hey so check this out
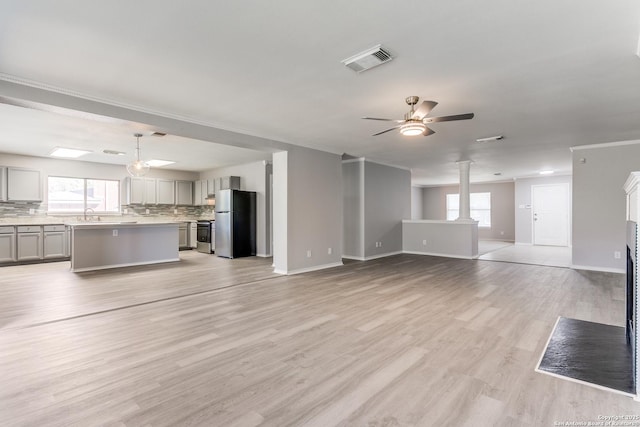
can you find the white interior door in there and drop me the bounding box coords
[532,183,570,246]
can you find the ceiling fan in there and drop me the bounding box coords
[363,96,474,136]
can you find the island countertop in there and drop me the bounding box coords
[69,222,180,272]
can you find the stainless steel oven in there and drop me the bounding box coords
[196,220,215,253]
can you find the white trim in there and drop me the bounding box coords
[256,252,272,258]
[571,264,625,274]
[570,139,640,152]
[515,242,533,246]
[535,317,636,399]
[403,250,478,260]
[343,250,404,261]
[512,172,572,180]
[70,258,180,273]
[274,261,344,276]
[402,219,479,225]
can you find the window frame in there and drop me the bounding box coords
[446,192,491,228]
[47,176,121,215]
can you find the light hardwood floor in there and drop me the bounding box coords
[1,251,639,426]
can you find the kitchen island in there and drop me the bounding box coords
[67,222,180,272]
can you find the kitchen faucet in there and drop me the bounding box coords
[84,207,95,221]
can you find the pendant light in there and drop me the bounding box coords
[126,133,150,177]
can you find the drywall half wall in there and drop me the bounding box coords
[514,175,572,245]
[342,159,411,260]
[421,181,515,241]
[273,147,343,274]
[200,160,271,257]
[572,140,640,272]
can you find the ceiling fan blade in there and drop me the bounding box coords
[411,101,438,119]
[423,126,435,136]
[423,113,475,123]
[362,117,404,122]
[372,126,401,136]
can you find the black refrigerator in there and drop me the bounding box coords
[214,189,256,258]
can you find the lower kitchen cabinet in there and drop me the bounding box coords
[43,225,67,259]
[17,226,43,261]
[0,226,16,263]
[178,222,189,249]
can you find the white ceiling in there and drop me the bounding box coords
[0,1,639,184]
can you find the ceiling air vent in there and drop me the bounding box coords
[341,44,393,73]
[151,131,167,137]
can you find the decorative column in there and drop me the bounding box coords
[456,160,473,222]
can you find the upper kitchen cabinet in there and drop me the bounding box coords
[7,167,42,202]
[156,179,176,205]
[175,181,193,205]
[219,176,241,191]
[0,167,6,202]
[125,177,157,205]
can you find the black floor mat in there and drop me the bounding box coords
[537,317,635,395]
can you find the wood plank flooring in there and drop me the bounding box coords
[1,251,639,426]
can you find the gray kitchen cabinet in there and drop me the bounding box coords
[0,226,16,262]
[7,167,42,202]
[194,180,203,205]
[219,176,241,191]
[178,222,189,249]
[157,179,176,205]
[17,226,43,261]
[0,167,7,202]
[176,181,193,205]
[126,177,157,205]
[189,222,197,248]
[43,225,67,259]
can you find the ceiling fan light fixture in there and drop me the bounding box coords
[400,122,426,136]
[126,133,150,177]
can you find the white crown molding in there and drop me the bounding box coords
[570,139,640,151]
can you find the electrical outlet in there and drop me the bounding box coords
[500,231,505,236]
[174,209,178,214]
[145,209,150,215]
[29,208,35,215]
[614,251,621,259]
[112,229,118,237]
[422,239,427,246]
[307,250,312,258]
[123,208,128,214]
[328,247,332,255]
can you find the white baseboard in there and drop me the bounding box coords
[515,242,533,246]
[71,257,180,273]
[342,251,403,261]
[274,261,344,275]
[403,250,477,260]
[256,252,272,258]
[571,264,625,274]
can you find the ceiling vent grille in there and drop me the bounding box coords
[341,44,393,73]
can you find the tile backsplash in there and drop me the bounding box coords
[0,201,213,222]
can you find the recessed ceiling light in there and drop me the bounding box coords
[50,147,92,158]
[539,170,554,175]
[146,159,175,167]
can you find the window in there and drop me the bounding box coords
[446,192,491,227]
[48,176,120,213]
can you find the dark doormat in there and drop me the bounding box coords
[536,317,635,396]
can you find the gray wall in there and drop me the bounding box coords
[342,159,411,260]
[572,141,640,272]
[200,160,271,256]
[364,161,410,258]
[514,175,572,244]
[273,147,343,274]
[411,186,423,220]
[421,182,515,241]
[342,160,364,259]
